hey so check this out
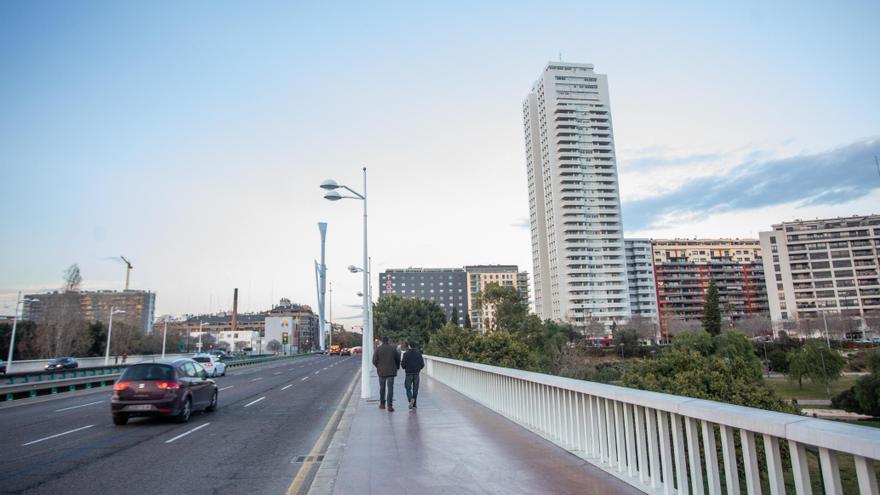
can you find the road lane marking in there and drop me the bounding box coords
[273,372,282,375]
[251,377,263,382]
[244,397,266,408]
[23,424,95,446]
[165,423,210,444]
[301,377,308,381]
[281,384,293,391]
[314,371,320,375]
[286,370,360,495]
[219,385,234,391]
[54,401,103,412]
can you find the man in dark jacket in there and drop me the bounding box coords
[401,342,425,409]
[372,336,400,411]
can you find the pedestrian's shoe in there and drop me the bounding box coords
[379,403,385,410]
[413,400,417,408]
[388,404,395,412]
[408,399,415,409]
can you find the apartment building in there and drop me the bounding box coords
[624,239,658,319]
[23,290,156,332]
[759,215,880,325]
[464,265,530,332]
[379,268,468,323]
[523,62,629,325]
[652,239,769,329]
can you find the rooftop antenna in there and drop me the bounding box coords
[120,256,133,290]
[558,51,563,62]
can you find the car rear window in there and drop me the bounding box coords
[120,364,175,381]
[193,357,211,363]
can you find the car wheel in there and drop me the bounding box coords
[113,414,129,426]
[205,390,218,412]
[176,397,192,423]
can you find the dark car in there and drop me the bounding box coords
[44,357,78,371]
[111,358,218,425]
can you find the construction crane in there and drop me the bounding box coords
[121,256,133,291]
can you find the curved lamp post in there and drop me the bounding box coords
[6,293,39,374]
[321,168,374,399]
[104,307,126,366]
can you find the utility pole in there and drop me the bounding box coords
[328,281,333,349]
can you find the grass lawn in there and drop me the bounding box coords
[764,375,859,400]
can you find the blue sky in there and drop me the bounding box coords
[1,1,879,317]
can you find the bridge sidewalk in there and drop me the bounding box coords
[310,373,641,495]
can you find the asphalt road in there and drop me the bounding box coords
[0,354,359,495]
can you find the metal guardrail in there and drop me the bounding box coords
[425,355,880,495]
[0,353,316,402]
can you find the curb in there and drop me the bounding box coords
[306,375,361,495]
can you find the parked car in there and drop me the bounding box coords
[111,358,217,425]
[0,359,6,374]
[45,357,78,371]
[193,354,227,377]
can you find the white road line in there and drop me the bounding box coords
[244,397,266,408]
[314,371,320,375]
[54,401,103,413]
[273,372,282,375]
[219,385,234,391]
[301,377,308,381]
[22,424,94,446]
[251,377,263,382]
[165,423,211,444]
[281,384,293,391]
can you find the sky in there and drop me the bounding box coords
[1,0,879,319]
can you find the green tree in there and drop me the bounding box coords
[450,307,459,326]
[478,283,528,333]
[702,279,722,336]
[424,323,477,360]
[612,328,640,358]
[787,340,845,395]
[373,295,446,348]
[833,374,880,417]
[620,330,795,413]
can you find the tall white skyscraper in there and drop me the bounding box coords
[523,62,630,326]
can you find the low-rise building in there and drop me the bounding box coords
[464,265,530,333]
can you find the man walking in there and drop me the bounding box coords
[401,342,424,409]
[372,336,400,411]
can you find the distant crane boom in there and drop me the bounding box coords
[120,256,133,291]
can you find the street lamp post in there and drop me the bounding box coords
[161,320,168,358]
[6,293,38,374]
[321,168,374,399]
[104,307,126,366]
[197,321,206,353]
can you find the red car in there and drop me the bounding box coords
[111,358,218,425]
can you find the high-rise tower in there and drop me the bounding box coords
[523,62,630,326]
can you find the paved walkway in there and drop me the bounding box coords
[316,374,641,495]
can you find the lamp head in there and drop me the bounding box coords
[320,179,340,190]
[357,291,364,297]
[323,190,343,201]
[347,265,360,273]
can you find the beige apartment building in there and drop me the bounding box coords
[465,265,529,333]
[759,215,880,329]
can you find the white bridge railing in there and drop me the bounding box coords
[425,355,880,495]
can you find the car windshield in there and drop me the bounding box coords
[49,359,61,364]
[193,357,211,363]
[120,364,175,381]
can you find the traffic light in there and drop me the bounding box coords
[282,331,289,345]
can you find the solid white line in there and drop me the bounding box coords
[54,401,103,413]
[301,377,308,381]
[22,424,94,446]
[244,396,266,408]
[219,385,234,391]
[273,372,282,375]
[251,377,263,382]
[165,423,210,444]
[281,384,293,391]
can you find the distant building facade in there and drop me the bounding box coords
[624,239,658,319]
[23,290,156,332]
[379,268,468,323]
[652,239,769,332]
[759,215,880,325]
[464,265,530,332]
